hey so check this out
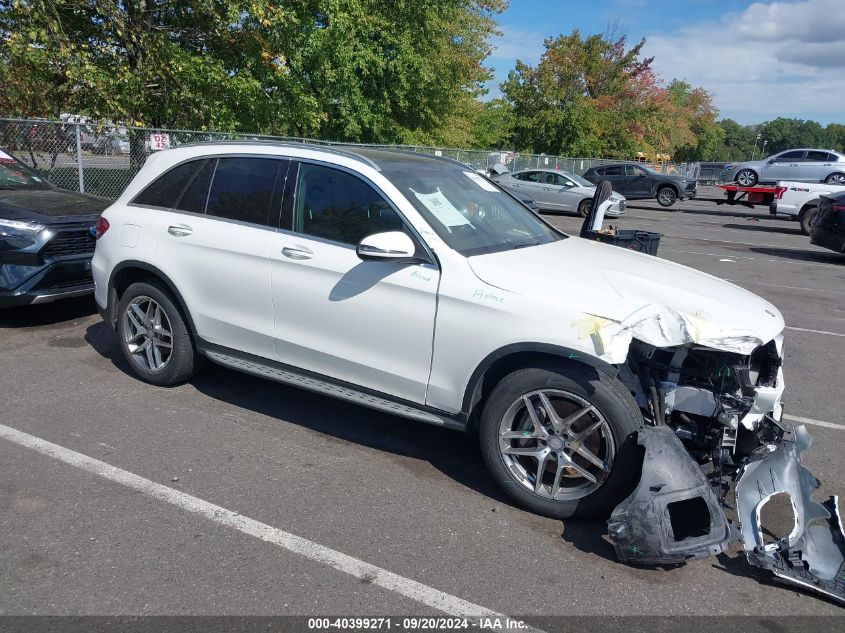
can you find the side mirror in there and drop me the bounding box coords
[356,231,417,262]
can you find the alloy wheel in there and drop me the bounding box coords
[826,173,845,185]
[122,295,174,372]
[498,389,615,501]
[737,170,756,186]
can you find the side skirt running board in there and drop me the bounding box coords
[204,350,466,431]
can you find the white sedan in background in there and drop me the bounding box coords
[491,167,626,217]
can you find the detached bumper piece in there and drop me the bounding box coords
[736,425,845,604]
[607,425,738,565]
[608,423,845,605]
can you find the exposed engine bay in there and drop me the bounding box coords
[607,335,845,604]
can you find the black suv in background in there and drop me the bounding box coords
[582,163,696,207]
[811,190,845,254]
[0,149,110,307]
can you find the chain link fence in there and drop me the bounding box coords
[0,117,701,200]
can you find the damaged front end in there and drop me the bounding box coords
[607,335,845,604]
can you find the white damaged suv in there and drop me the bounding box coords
[92,143,844,600]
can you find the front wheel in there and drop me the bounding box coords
[736,169,758,187]
[799,205,819,236]
[578,199,593,217]
[656,186,677,207]
[479,363,642,519]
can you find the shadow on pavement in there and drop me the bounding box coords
[723,222,804,236]
[750,246,845,264]
[627,203,769,220]
[0,296,96,330]
[559,519,618,562]
[83,320,518,511]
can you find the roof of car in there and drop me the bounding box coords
[175,140,467,172]
[512,168,574,173]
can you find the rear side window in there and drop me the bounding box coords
[131,161,202,207]
[205,158,281,226]
[293,163,404,245]
[806,151,836,162]
[604,166,623,176]
[175,159,215,214]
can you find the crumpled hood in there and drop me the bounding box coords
[0,189,109,224]
[468,237,784,362]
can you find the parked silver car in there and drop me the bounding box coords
[721,148,845,186]
[491,168,626,216]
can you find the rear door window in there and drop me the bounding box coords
[205,157,282,226]
[131,161,203,208]
[604,166,623,176]
[175,159,215,214]
[806,151,834,162]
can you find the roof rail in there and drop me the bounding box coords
[173,140,382,170]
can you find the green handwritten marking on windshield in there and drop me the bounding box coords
[568,353,579,359]
[627,545,645,556]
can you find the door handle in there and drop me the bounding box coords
[282,246,314,260]
[167,224,193,237]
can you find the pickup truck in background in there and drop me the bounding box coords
[771,180,845,235]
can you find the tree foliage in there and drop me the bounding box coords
[0,0,504,144]
[499,28,722,160]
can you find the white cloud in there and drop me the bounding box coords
[736,0,845,43]
[643,0,845,123]
[488,26,546,62]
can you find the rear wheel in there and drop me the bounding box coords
[825,173,845,185]
[799,205,819,236]
[479,362,642,519]
[578,199,593,217]
[736,169,758,187]
[656,186,677,207]
[116,280,200,386]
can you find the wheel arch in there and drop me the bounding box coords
[105,261,197,338]
[799,199,820,217]
[656,182,679,196]
[461,343,618,428]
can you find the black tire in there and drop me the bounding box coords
[799,205,819,236]
[479,362,643,519]
[656,186,677,207]
[116,280,200,386]
[578,199,593,217]
[736,169,758,187]
[824,173,845,186]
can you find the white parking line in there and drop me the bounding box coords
[783,414,845,431]
[0,423,516,621]
[785,326,845,338]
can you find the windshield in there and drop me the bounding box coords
[386,168,563,256]
[562,171,594,187]
[0,151,52,191]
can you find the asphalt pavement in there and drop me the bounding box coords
[1,188,844,620]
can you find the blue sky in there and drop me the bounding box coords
[486,0,845,125]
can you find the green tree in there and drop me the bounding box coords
[500,28,718,160]
[822,123,845,153]
[758,118,824,155]
[0,0,504,143]
[501,29,652,156]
